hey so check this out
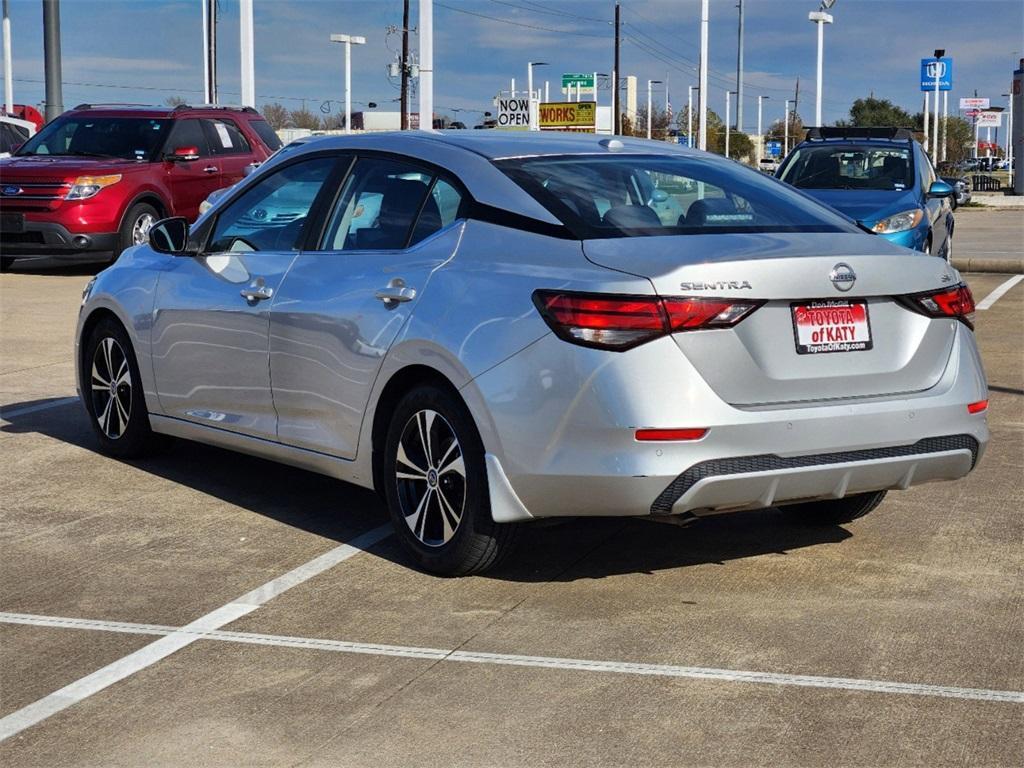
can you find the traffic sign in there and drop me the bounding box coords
[960,97,989,110]
[496,96,530,130]
[766,140,782,158]
[562,73,594,90]
[920,57,953,91]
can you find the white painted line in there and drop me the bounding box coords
[977,274,1024,310]
[2,611,1021,705]
[0,524,392,742]
[0,396,79,420]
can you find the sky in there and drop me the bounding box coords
[5,0,1023,130]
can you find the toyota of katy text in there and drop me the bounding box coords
[0,104,282,270]
[75,132,989,575]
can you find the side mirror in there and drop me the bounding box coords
[168,146,200,162]
[928,180,955,199]
[148,217,190,255]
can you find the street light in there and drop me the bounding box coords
[757,95,770,154]
[932,48,945,158]
[527,61,548,131]
[647,79,662,139]
[725,90,737,157]
[1002,92,1014,170]
[808,7,834,126]
[688,85,699,148]
[784,98,791,154]
[330,33,366,134]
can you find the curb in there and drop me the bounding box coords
[952,258,1024,274]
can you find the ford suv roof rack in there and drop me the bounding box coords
[72,103,153,110]
[171,104,259,114]
[805,126,915,142]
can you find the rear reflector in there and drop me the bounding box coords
[534,290,762,351]
[902,283,976,329]
[635,428,708,441]
[967,399,988,414]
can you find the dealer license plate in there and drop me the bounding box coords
[791,299,872,355]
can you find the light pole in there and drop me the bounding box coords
[784,98,791,154]
[1002,92,1013,170]
[808,2,835,127]
[932,48,944,159]
[527,62,548,131]
[698,0,709,150]
[419,0,433,129]
[757,95,770,156]
[240,0,255,108]
[330,33,366,134]
[2,0,13,114]
[725,90,736,157]
[688,85,698,147]
[647,79,662,139]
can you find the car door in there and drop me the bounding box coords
[161,118,222,221]
[151,154,342,441]
[919,147,949,254]
[203,117,256,188]
[269,155,466,459]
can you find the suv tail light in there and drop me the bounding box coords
[533,290,762,351]
[901,283,976,329]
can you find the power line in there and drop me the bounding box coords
[485,0,609,24]
[434,1,607,37]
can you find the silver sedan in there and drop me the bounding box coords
[76,132,989,575]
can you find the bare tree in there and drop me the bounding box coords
[289,107,322,131]
[164,96,188,107]
[261,103,290,130]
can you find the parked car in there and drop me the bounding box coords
[776,127,956,259]
[0,103,282,270]
[758,157,779,174]
[76,132,988,575]
[940,175,971,208]
[0,113,35,157]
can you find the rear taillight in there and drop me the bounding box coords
[533,290,761,351]
[902,283,976,328]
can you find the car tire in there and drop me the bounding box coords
[81,316,162,458]
[117,203,159,258]
[383,383,519,576]
[0,256,15,272]
[783,490,887,526]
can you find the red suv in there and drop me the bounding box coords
[0,103,282,269]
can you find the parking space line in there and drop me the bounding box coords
[977,275,1024,310]
[0,524,392,743]
[2,611,1021,705]
[0,397,79,420]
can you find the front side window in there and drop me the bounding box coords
[779,145,915,191]
[207,156,336,253]
[16,116,170,161]
[322,157,436,251]
[164,119,210,157]
[497,154,857,239]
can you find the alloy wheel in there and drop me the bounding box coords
[394,409,466,547]
[132,213,156,245]
[90,337,132,439]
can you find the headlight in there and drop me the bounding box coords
[871,208,924,234]
[66,175,122,200]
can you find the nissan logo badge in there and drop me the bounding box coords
[829,263,856,292]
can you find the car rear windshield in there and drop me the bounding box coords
[494,154,857,239]
[250,120,283,151]
[16,116,170,161]
[779,145,915,191]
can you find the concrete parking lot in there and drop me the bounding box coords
[1,212,1022,767]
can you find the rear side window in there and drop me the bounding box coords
[322,157,438,251]
[250,120,283,151]
[409,178,464,246]
[165,119,210,157]
[496,154,857,239]
[203,119,251,156]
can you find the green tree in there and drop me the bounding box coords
[624,105,672,140]
[673,105,725,150]
[941,116,974,164]
[847,97,913,127]
[766,111,804,152]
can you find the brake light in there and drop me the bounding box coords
[967,399,988,414]
[903,283,976,328]
[533,291,761,351]
[635,428,708,441]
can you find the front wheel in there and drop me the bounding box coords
[783,490,887,526]
[383,384,518,576]
[117,203,159,258]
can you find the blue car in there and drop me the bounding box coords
[777,127,956,259]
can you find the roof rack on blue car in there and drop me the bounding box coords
[805,126,915,141]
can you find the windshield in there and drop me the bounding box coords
[16,116,170,161]
[779,145,914,191]
[494,154,857,239]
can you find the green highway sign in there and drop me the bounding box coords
[562,73,594,89]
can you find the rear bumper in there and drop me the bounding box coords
[0,220,118,257]
[469,324,988,522]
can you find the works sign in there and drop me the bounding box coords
[539,102,596,131]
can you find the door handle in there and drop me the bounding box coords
[375,277,416,306]
[240,284,273,303]
[203,166,219,174]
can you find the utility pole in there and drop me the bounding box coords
[2,0,13,114]
[400,0,409,130]
[42,0,62,121]
[239,0,254,108]
[419,0,433,129]
[613,1,620,135]
[735,0,744,132]
[698,0,709,150]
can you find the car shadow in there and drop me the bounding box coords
[3,258,108,276]
[2,397,852,582]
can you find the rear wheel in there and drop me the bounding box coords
[117,203,159,258]
[0,256,15,272]
[382,384,518,575]
[81,316,162,458]
[783,490,887,526]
